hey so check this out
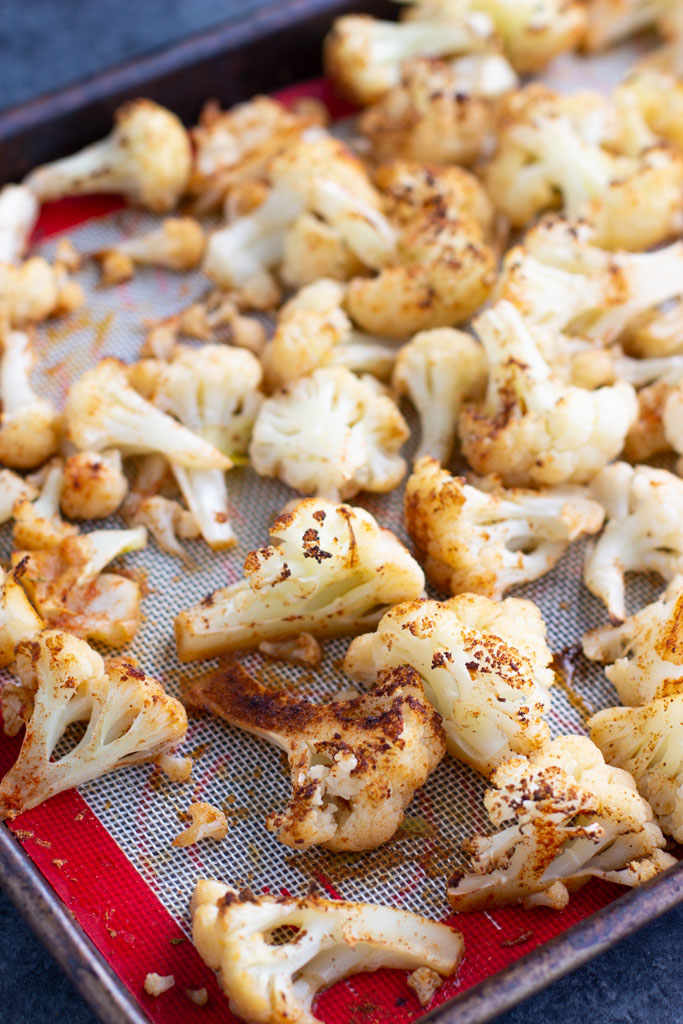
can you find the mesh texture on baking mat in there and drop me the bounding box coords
[0,36,669,1023]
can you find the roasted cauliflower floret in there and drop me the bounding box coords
[185,662,445,851]
[0,185,38,265]
[447,735,675,911]
[583,577,683,706]
[590,695,683,844]
[12,461,77,550]
[465,0,586,72]
[0,329,60,470]
[0,561,43,674]
[64,358,231,470]
[584,462,683,622]
[459,302,637,487]
[60,450,128,520]
[188,94,327,212]
[191,880,464,1024]
[392,329,486,464]
[584,0,668,52]
[262,279,396,389]
[0,257,84,327]
[25,99,192,212]
[249,367,408,501]
[405,458,604,599]
[323,10,496,105]
[346,161,496,338]
[0,468,36,525]
[174,498,424,662]
[344,594,554,776]
[172,801,229,847]
[358,56,516,166]
[616,71,683,153]
[0,631,188,819]
[95,217,205,285]
[482,85,683,250]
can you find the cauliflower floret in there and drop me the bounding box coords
[191,879,464,1024]
[203,134,396,304]
[250,367,408,501]
[465,0,586,72]
[280,212,365,288]
[0,257,84,327]
[95,217,205,285]
[172,801,229,847]
[174,498,424,662]
[626,299,683,359]
[583,577,683,706]
[0,561,43,673]
[590,695,683,843]
[346,161,496,337]
[392,328,486,464]
[0,185,38,265]
[405,458,604,599]
[126,494,200,562]
[12,461,77,550]
[584,0,668,52]
[146,344,262,549]
[447,735,675,911]
[344,594,554,776]
[482,85,683,250]
[323,10,496,105]
[25,99,191,212]
[584,462,683,622]
[0,468,36,524]
[0,631,188,819]
[661,382,683,461]
[0,329,60,470]
[60,450,128,520]
[188,94,327,211]
[262,279,396,389]
[496,218,683,347]
[459,302,637,487]
[13,525,148,646]
[65,358,231,470]
[616,71,683,153]
[358,56,516,166]
[144,974,175,997]
[142,291,267,359]
[185,662,445,851]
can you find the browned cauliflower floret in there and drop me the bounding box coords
[459,302,637,486]
[172,801,229,847]
[0,329,60,470]
[0,257,84,328]
[447,735,675,911]
[95,217,205,285]
[25,99,191,212]
[0,562,43,674]
[344,594,554,776]
[249,367,408,501]
[584,0,669,52]
[60,450,128,520]
[405,457,604,599]
[0,630,189,819]
[185,662,445,851]
[346,161,496,338]
[174,498,424,662]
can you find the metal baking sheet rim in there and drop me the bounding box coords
[1,2,683,1022]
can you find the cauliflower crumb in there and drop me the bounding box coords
[185,987,208,1006]
[144,973,175,996]
[407,966,443,1007]
[172,802,228,847]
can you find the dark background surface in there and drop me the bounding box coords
[1,2,682,1022]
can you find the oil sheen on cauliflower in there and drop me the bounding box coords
[191,880,464,1024]
[447,735,675,910]
[185,662,445,851]
[174,497,425,662]
[344,594,554,776]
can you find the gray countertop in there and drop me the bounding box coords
[1,2,682,1022]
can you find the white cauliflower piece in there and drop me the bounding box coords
[459,302,637,486]
[615,70,683,153]
[0,329,60,470]
[626,298,683,359]
[496,218,683,347]
[584,462,683,622]
[191,880,464,1024]
[583,576,683,705]
[358,55,516,166]
[0,468,36,524]
[323,10,496,105]
[405,457,604,599]
[0,631,188,819]
[590,695,683,843]
[392,328,486,464]
[174,498,424,662]
[661,383,683,459]
[584,0,668,51]
[0,185,38,264]
[0,561,43,673]
[172,801,229,847]
[343,594,554,776]
[346,161,496,338]
[262,279,396,389]
[250,367,408,501]
[464,0,586,72]
[60,450,128,520]
[0,257,84,327]
[144,974,175,997]
[65,358,231,470]
[185,662,445,851]
[448,735,675,910]
[25,99,191,212]
[280,212,364,289]
[126,494,200,562]
[96,217,205,285]
[12,461,77,550]
[482,84,683,249]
